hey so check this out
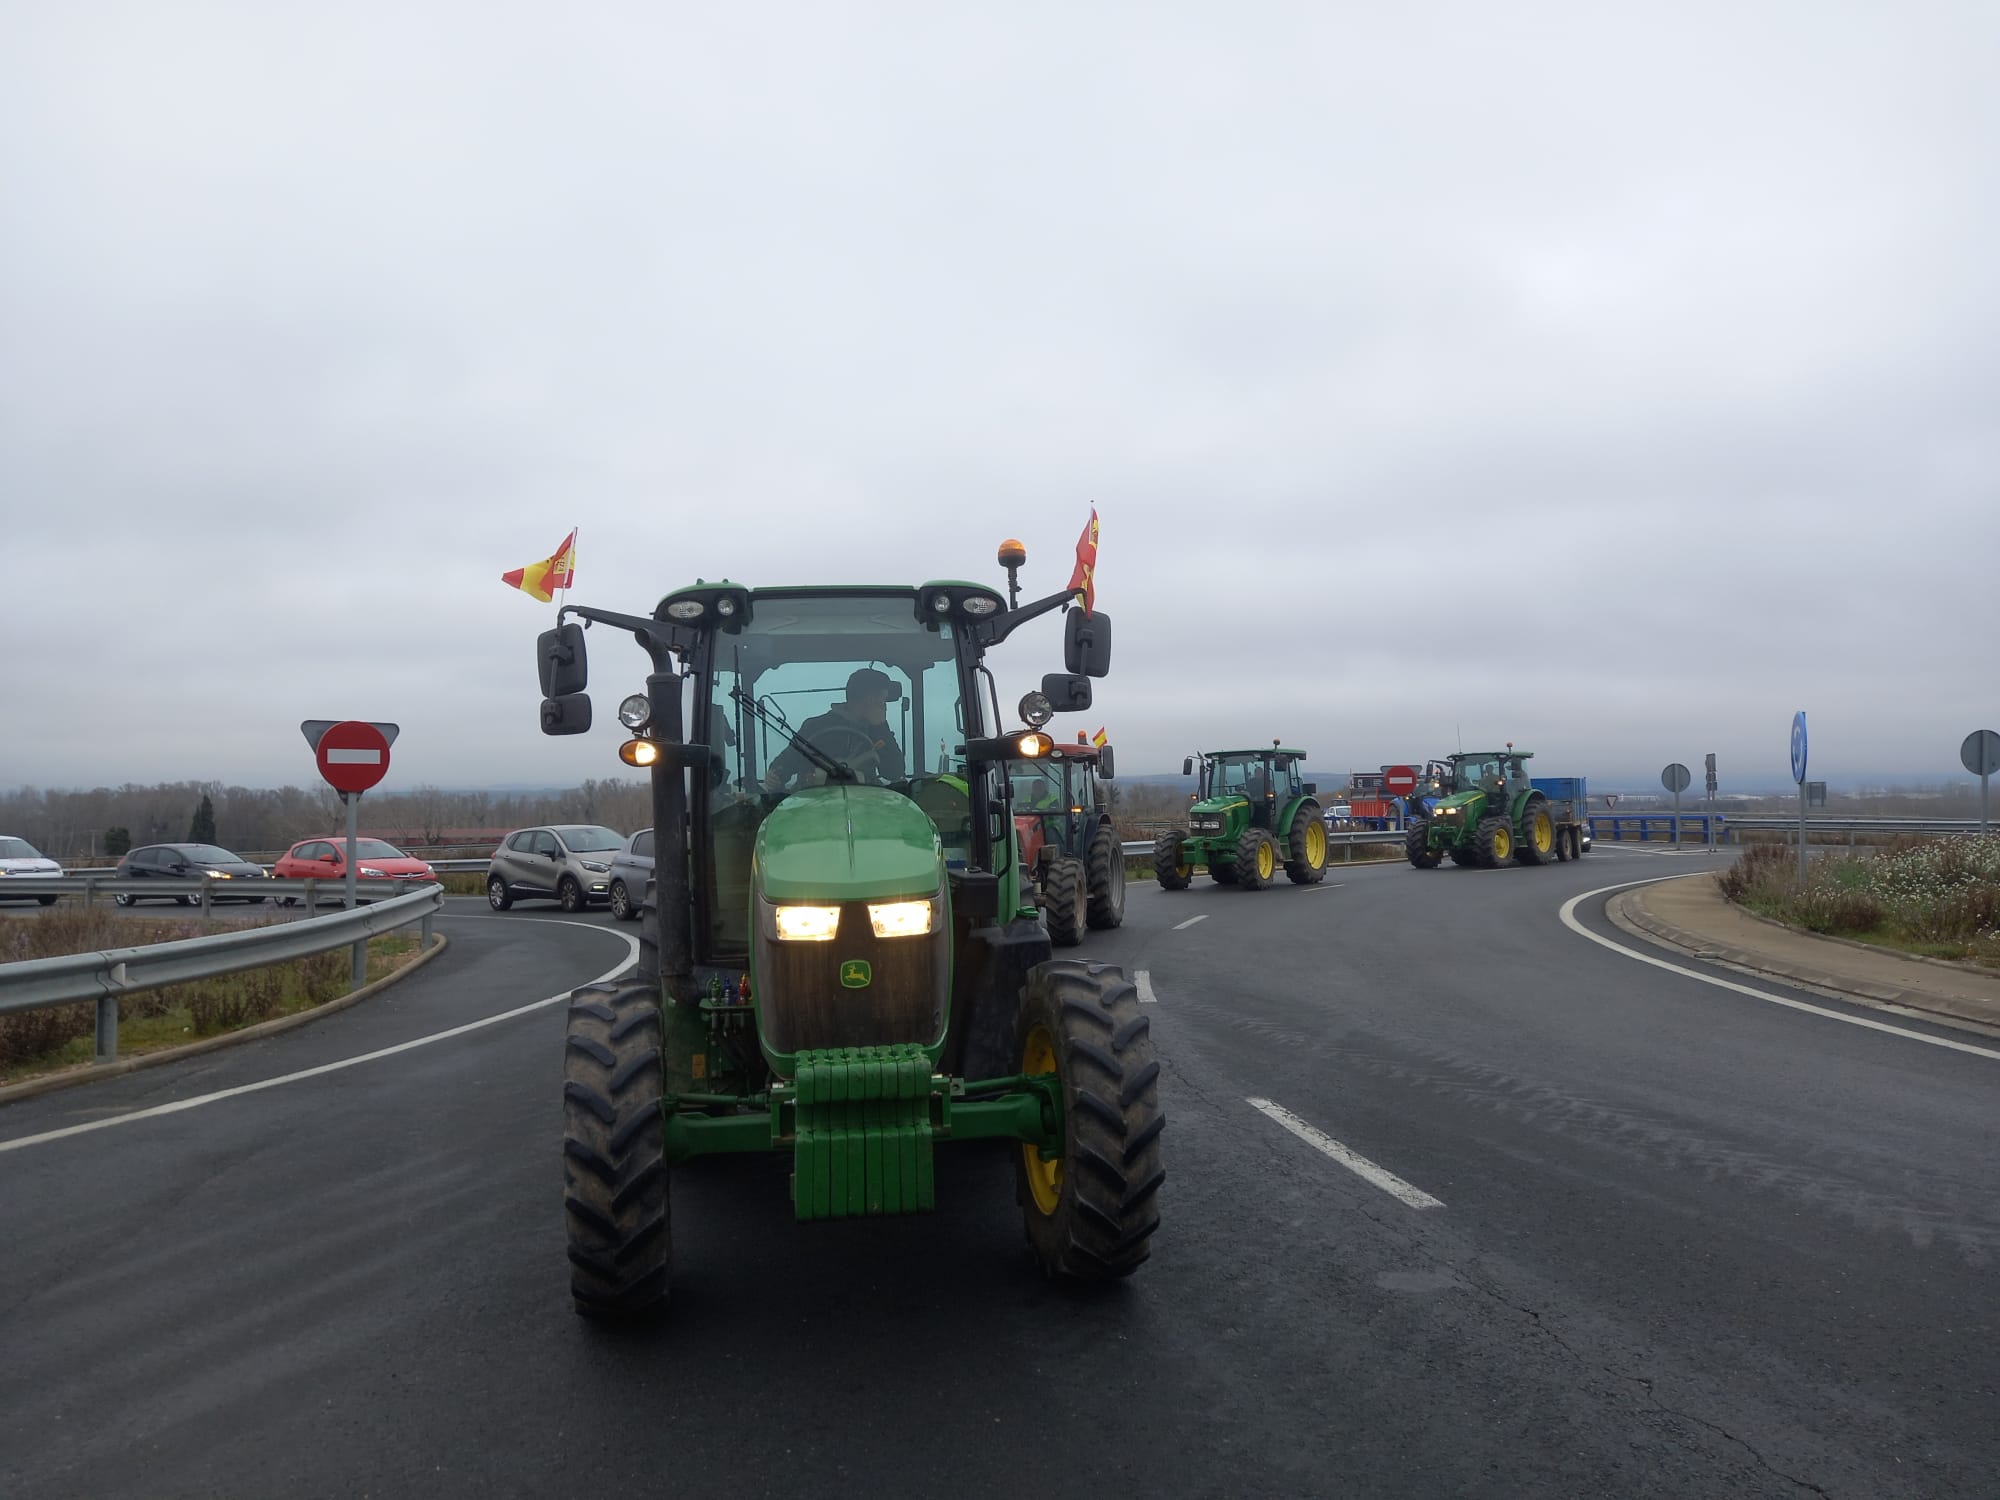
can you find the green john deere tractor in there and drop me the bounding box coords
[1153,744,1329,891]
[1405,748,1558,869]
[533,550,1163,1321]
[1009,739,1125,947]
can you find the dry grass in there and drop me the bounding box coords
[0,908,424,1081]
[1718,838,2000,967]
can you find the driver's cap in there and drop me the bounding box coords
[845,667,897,701]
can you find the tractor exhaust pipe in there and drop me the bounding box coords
[646,666,693,993]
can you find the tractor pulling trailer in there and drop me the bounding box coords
[533,546,1163,1320]
[1404,749,1590,868]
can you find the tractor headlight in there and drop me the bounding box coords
[773,904,842,942]
[867,896,937,939]
[617,694,653,730]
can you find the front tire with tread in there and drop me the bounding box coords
[1285,806,1328,884]
[1014,960,1165,1280]
[1406,821,1443,869]
[1085,826,1126,929]
[563,982,671,1320]
[1153,832,1192,891]
[1235,827,1277,890]
[1042,857,1087,947]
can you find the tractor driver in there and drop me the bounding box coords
[762,667,906,791]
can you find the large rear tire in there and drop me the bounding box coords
[1085,826,1126,929]
[1515,797,1555,865]
[1014,961,1164,1280]
[1235,828,1277,890]
[1043,856,1087,948]
[563,982,671,1321]
[1473,815,1513,868]
[1153,833,1192,891]
[1406,821,1443,869]
[1285,807,1329,884]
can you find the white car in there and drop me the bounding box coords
[0,835,64,906]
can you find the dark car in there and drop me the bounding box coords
[114,843,269,905]
[606,828,655,922]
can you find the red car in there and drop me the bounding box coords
[272,837,435,904]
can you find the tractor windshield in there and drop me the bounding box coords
[696,593,980,961]
[1452,756,1504,792]
[1209,756,1263,799]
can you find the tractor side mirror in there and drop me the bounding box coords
[1303,782,1317,795]
[1039,673,1092,712]
[540,693,593,735]
[1063,608,1112,678]
[538,623,588,697]
[1096,747,1115,780]
[1182,756,1194,777]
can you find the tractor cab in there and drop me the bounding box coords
[1447,749,1534,800]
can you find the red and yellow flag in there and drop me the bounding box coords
[501,529,577,604]
[1092,727,1108,748]
[1066,507,1099,615]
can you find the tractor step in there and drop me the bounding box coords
[789,1044,938,1221]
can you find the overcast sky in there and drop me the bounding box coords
[4,2,1995,795]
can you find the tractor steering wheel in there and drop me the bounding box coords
[801,723,887,783]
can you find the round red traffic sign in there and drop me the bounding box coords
[316,720,392,794]
[1382,764,1419,796]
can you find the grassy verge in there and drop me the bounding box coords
[0,909,427,1084]
[1718,838,2000,969]
[438,872,488,897]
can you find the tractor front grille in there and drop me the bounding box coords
[755,902,948,1061]
[1188,813,1226,835]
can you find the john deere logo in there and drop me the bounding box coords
[839,960,873,989]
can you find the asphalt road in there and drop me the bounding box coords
[2,857,1995,1499]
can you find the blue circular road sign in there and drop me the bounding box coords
[1790,711,1808,785]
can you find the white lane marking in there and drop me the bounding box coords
[1173,914,1209,931]
[0,923,641,1155]
[1308,883,1345,891]
[1560,878,2000,1063]
[1247,1097,1444,1210]
[1135,970,1158,1004]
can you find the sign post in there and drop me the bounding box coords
[302,719,398,989]
[1962,730,2000,836]
[1790,711,1809,885]
[1661,763,1691,849]
[1704,753,1718,849]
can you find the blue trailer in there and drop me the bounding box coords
[1530,776,1593,853]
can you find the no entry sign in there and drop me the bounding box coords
[1382,765,1419,796]
[313,720,392,794]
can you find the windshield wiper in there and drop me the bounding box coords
[728,686,854,783]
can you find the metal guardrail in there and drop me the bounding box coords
[0,874,444,911]
[0,883,444,1065]
[1588,813,1995,845]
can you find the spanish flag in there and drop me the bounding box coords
[1092,727,1109,748]
[501,530,577,603]
[1066,507,1099,615]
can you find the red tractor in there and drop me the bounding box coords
[1010,741,1125,946]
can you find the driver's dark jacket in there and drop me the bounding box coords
[769,706,904,785]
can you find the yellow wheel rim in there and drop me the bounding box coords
[1532,812,1553,853]
[1256,841,1275,879]
[1020,1024,1062,1216]
[1176,862,1190,879]
[1304,820,1327,866]
[1492,826,1512,861]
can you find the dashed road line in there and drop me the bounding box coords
[1246,1097,1445,1210]
[1135,969,1158,1004]
[0,923,641,1155]
[1173,914,1209,931]
[1559,878,2000,1063]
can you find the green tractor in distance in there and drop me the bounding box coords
[1405,747,1557,869]
[1153,744,1330,890]
[533,550,1164,1322]
[1009,738,1125,946]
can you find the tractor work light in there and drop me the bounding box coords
[1018,691,1055,728]
[715,596,738,617]
[1016,732,1053,758]
[664,598,705,620]
[960,594,999,616]
[774,904,841,942]
[867,897,937,939]
[930,592,953,614]
[620,738,662,767]
[617,694,653,730]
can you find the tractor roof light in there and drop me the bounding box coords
[930,591,953,614]
[960,593,999,616]
[998,538,1027,570]
[620,738,662,768]
[1018,691,1055,728]
[715,596,739,617]
[664,598,705,620]
[1016,732,1052,758]
[617,694,653,731]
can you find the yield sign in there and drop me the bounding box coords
[313,720,393,794]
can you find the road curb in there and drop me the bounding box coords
[1607,884,2000,1034]
[0,932,450,1107]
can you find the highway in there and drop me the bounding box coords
[2,852,1995,1498]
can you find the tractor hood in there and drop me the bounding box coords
[1433,790,1486,817]
[1190,795,1249,817]
[754,784,943,902]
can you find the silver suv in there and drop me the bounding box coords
[487,824,626,912]
[606,828,655,922]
